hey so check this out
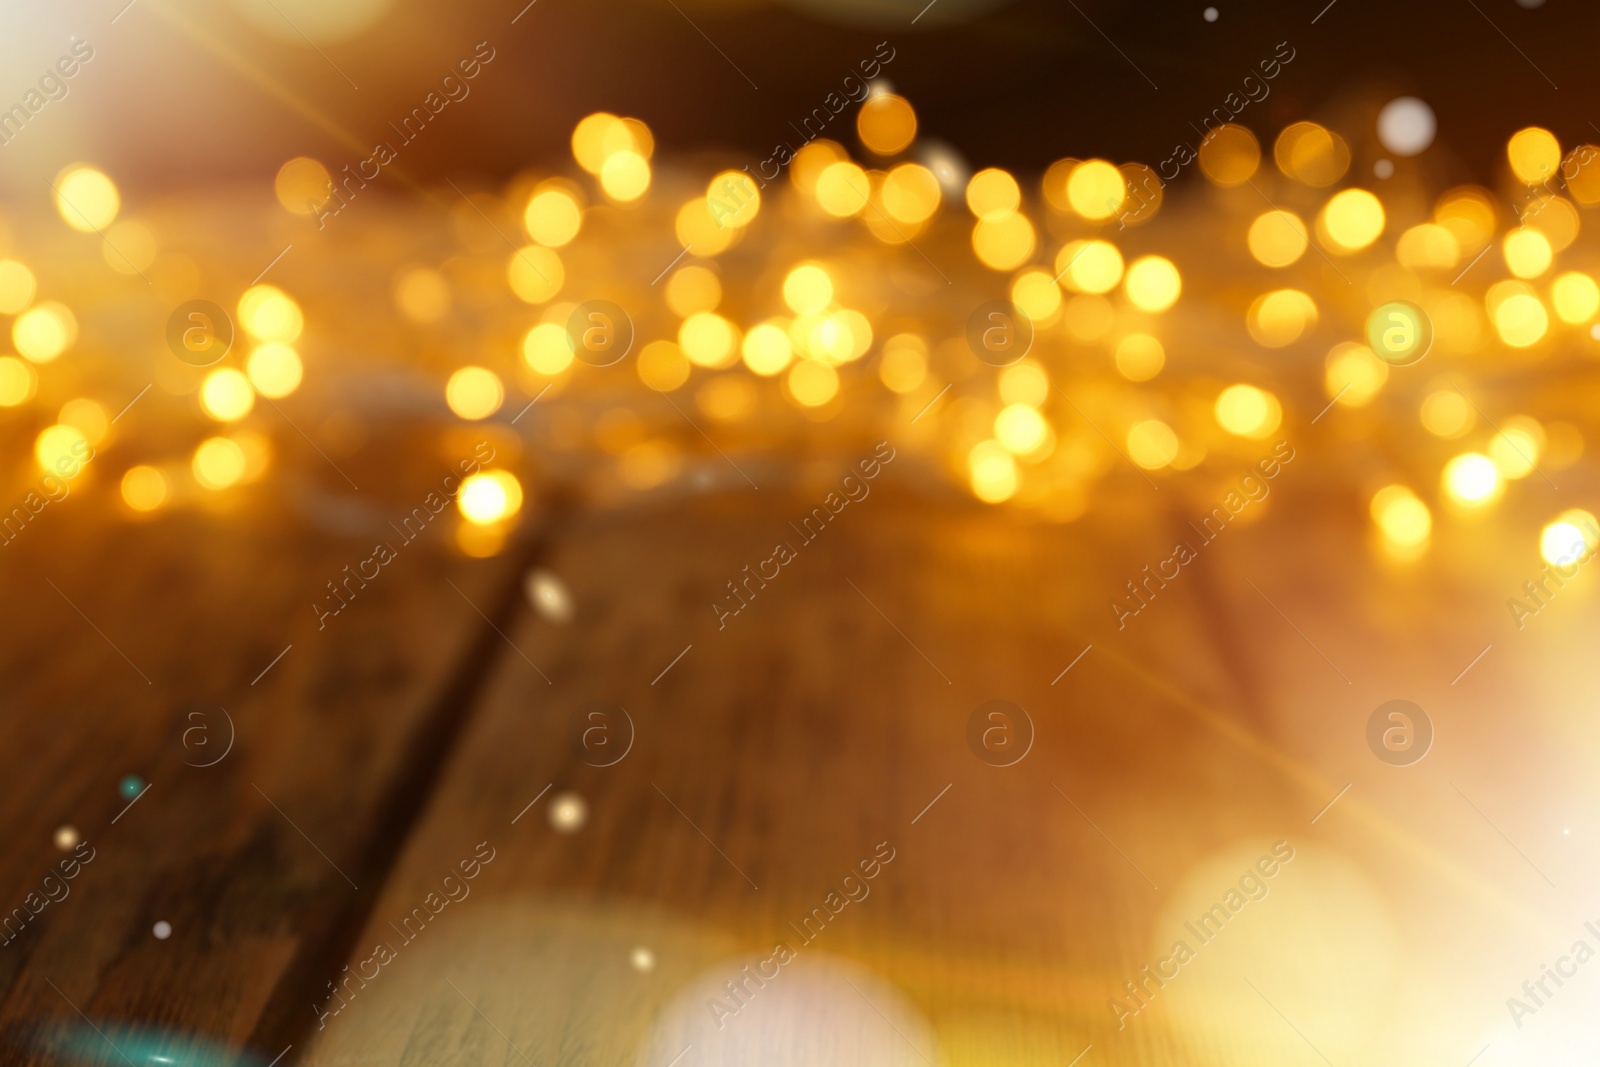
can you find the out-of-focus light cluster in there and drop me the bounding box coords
[9,95,1597,575]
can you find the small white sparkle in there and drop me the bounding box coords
[1203,6,1218,20]
[153,921,172,940]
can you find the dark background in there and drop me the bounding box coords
[2,0,1595,192]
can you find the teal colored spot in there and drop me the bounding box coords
[43,1021,269,1066]
[119,775,145,799]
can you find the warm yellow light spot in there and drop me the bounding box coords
[787,359,839,407]
[1114,334,1164,381]
[59,398,108,444]
[972,213,1035,271]
[1115,162,1163,226]
[615,440,679,491]
[881,163,941,224]
[1214,384,1282,438]
[0,356,36,406]
[458,470,523,524]
[599,151,650,202]
[1066,159,1125,220]
[572,113,632,174]
[637,340,691,391]
[1420,389,1474,438]
[1542,510,1598,564]
[445,366,504,420]
[816,162,870,217]
[1247,289,1317,347]
[1503,229,1552,279]
[857,93,917,156]
[193,436,246,490]
[665,265,721,317]
[456,521,507,558]
[1010,269,1062,319]
[999,361,1049,407]
[1274,122,1350,186]
[1127,419,1179,470]
[1197,125,1260,186]
[1394,224,1460,271]
[200,367,255,422]
[620,117,653,160]
[879,335,927,394]
[790,140,846,196]
[968,440,1018,503]
[994,403,1049,456]
[14,302,77,362]
[1434,187,1498,250]
[1041,158,1079,212]
[1508,127,1560,185]
[788,314,821,355]
[275,157,331,216]
[35,424,89,472]
[0,260,36,314]
[506,245,564,304]
[246,343,303,398]
[516,321,569,375]
[1057,240,1123,294]
[1318,188,1385,252]
[741,321,793,376]
[806,313,856,364]
[707,170,760,229]
[1443,452,1502,507]
[1124,256,1180,312]
[237,285,303,343]
[394,267,451,323]
[54,165,119,232]
[966,168,1021,220]
[675,197,735,256]
[1551,272,1599,323]
[696,375,756,422]
[783,264,834,314]
[120,466,168,512]
[102,220,157,275]
[1247,210,1309,268]
[833,309,872,361]
[1371,485,1431,546]
[1324,342,1388,407]
[1489,415,1543,479]
[523,188,582,247]
[1523,195,1579,252]
[679,312,738,368]
[1493,292,1549,347]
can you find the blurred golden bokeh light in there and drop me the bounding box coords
[445,366,505,420]
[857,93,917,156]
[120,465,168,512]
[53,165,119,232]
[1371,484,1431,546]
[458,470,524,524]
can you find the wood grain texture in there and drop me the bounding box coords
[0,453,530,1066]
[299,481,1317,1067]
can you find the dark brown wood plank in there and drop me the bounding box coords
[0,441,529,1067]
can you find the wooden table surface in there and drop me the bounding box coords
[2,436,1595,1067]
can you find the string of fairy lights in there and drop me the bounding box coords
[2,88,1597,567]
